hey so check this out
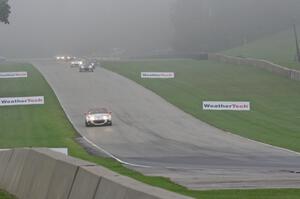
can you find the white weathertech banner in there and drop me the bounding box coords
[0,72,28,78]
[203,101,250,111]
[49,148,68,155]
[0,96,44,106]
[141,72,175,79]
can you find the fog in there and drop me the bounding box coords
[0,0,174,58]
[172,0,300,52]
[1,0,300,58]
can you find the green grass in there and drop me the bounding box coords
[224,28,300,70]
[0,190,15,199]
[0,63,76,148]
[103,59,300,153]
[1,62,300,199]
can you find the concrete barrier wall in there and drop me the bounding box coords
[86,166,190,199]
[2,149,30,194]
[68,167,101,199]
[291,69,300,81]
[0,149,191,199]
[208,53,300,81]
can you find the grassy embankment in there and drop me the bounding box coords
[1,62,300,199]
[103,59,300,152]
[0,190,15,199]
[224,28,300,70]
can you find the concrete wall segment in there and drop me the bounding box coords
[27,150,58,199]
[95,177,127,199]
[68,167,101,199]
[15,149,42,199]
[45,160,79,199]
[32,148,96,166]
[0,148,192,199]
[86,166,192,199]
[208,53,300,81]
[2,149,30,194]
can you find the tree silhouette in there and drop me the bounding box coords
[0,0,10,24]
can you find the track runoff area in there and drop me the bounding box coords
[31,59,300,190]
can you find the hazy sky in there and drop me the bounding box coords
[0,0,174,58]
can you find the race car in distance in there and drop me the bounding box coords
[56,55,76,61]
[79,62,94,72]
[84,108,112,127]
[55,56,65,60]
[70,60,83,67]
[89,59,101,67]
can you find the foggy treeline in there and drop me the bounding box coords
[1,0,300,58]
[0,0,10,24]
[172,0,300,52]
[0,0,173,58]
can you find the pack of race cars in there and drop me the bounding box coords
[55,55,111,127]
[55,55,100,72]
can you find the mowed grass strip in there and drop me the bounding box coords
[224,28,300,70]
[1,62,300,199]
[103,59,300,152]
[0,190,15,199]
[0,63,75,147]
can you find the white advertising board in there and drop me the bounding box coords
[0,96,44,106]
[203,101,250,111]
[0,72,28,78]
[49,148,69,155]
[141,72,175,79]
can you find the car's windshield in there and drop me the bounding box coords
[89,109,107,114]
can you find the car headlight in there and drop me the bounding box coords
[104,115,112,120]
[86,115,95,121]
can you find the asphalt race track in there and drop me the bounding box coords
[32,59,300,189]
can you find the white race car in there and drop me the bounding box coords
[55,56,65,60]
[85,108,112,126]
[79,63,94,72]
[70,60,83,67]
[56,55,76,61]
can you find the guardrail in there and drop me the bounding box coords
[0,148,191,199]
[208,53,300,81]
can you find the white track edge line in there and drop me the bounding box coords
[82,136,153,168]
